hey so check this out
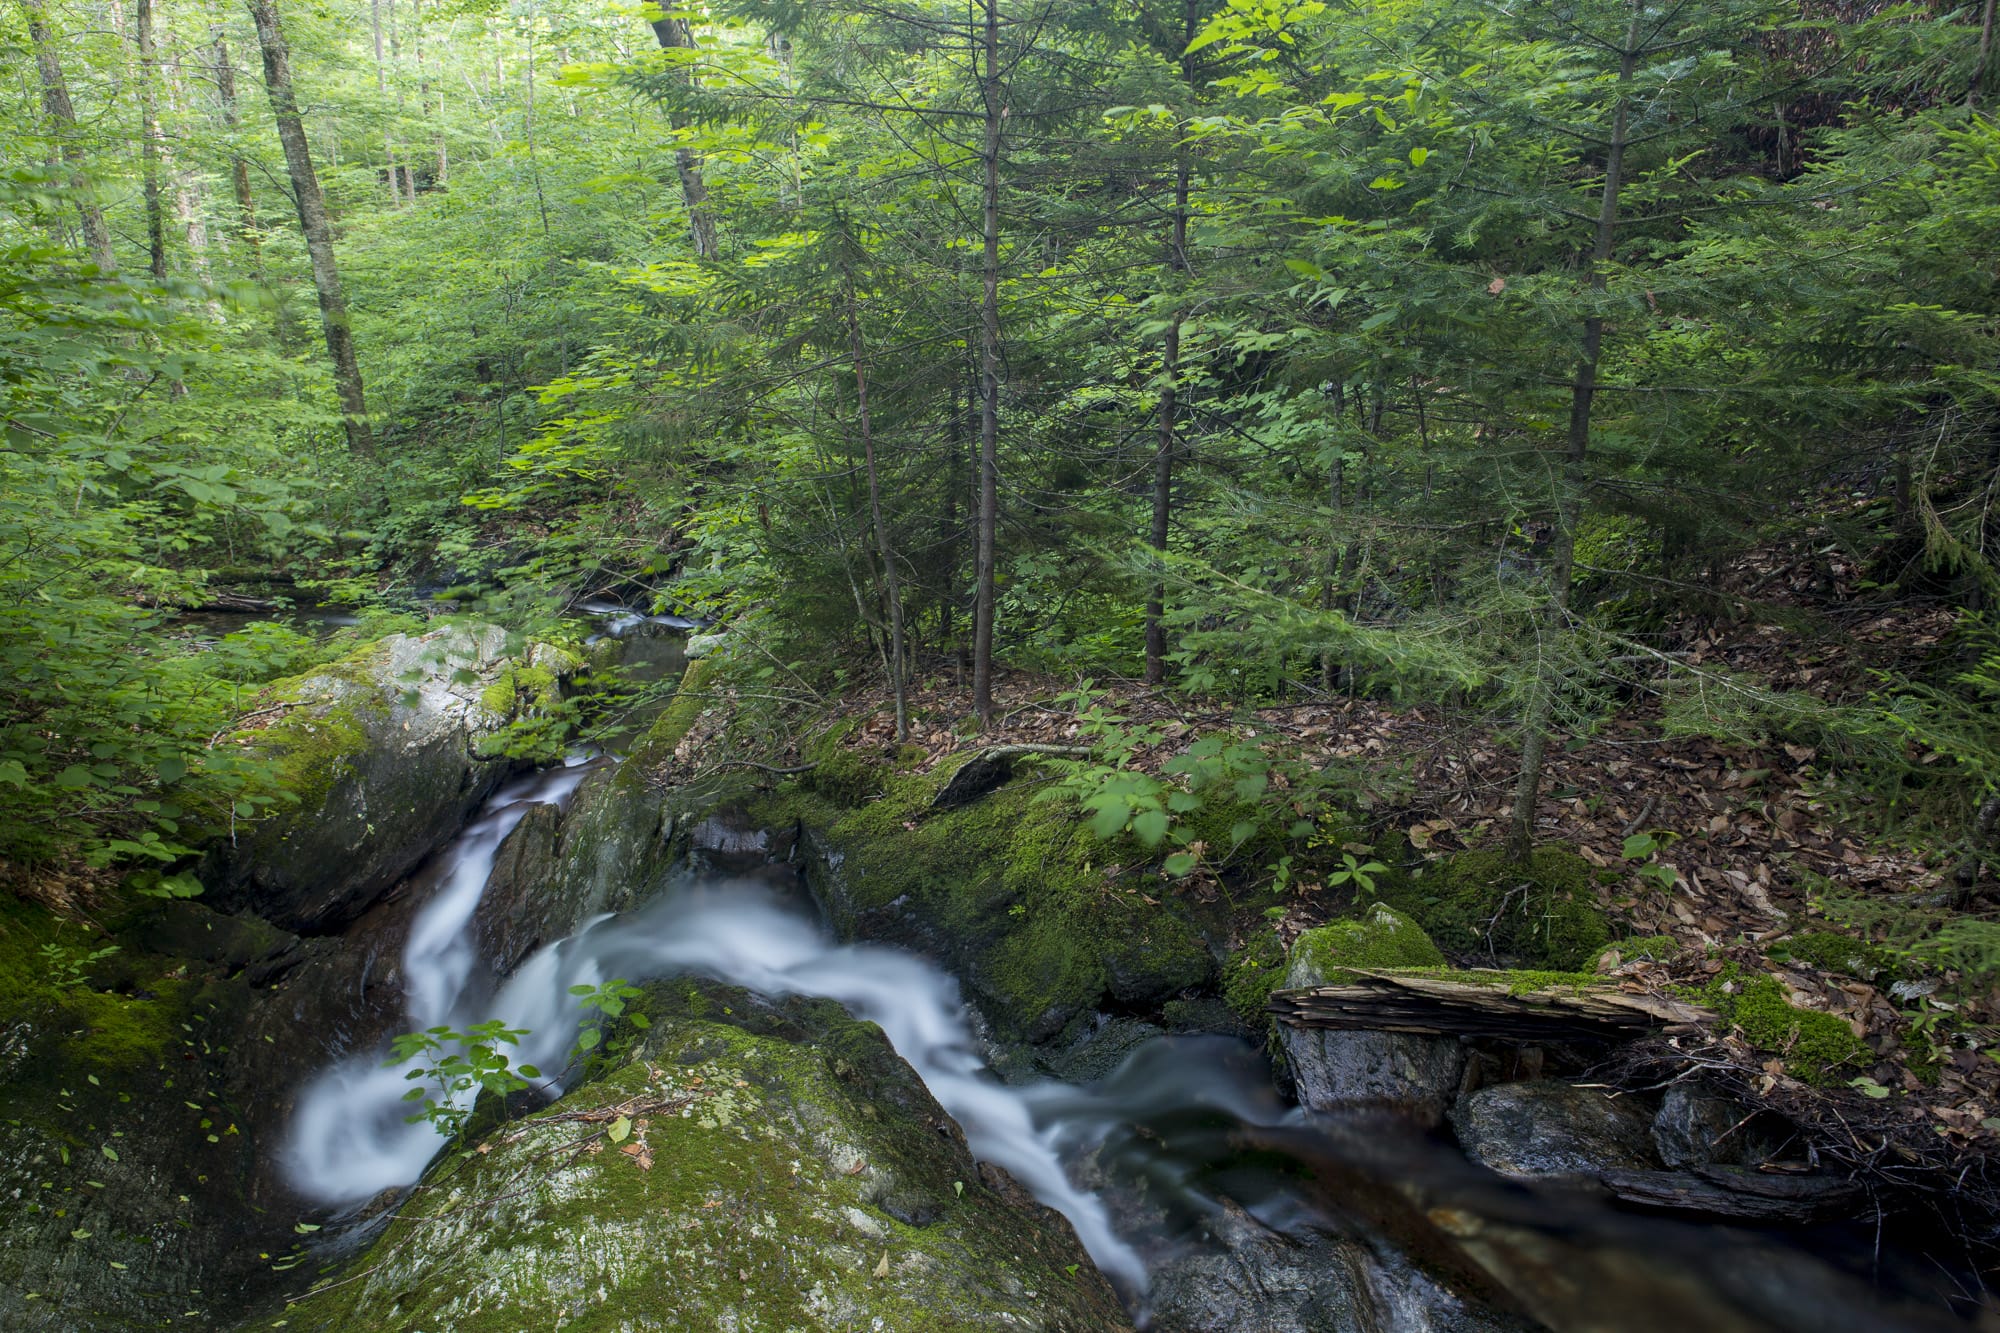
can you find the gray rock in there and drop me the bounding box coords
[205,625,517,933]
[1652,1083,1749,1168]
[259,991,1135,1332]
[1280,907,1465,1123]
[1283,1027,1468,1125]
[1449,1080,1660,1181]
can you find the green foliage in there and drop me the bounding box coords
[390,1020,540,1141]
[568,978,652,1081]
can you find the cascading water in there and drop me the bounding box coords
[284,756,596,1202]
[284,762,1974,1330]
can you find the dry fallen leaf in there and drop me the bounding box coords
[872,1252,890,1278]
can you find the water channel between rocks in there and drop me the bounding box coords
[280,751,1977,1333]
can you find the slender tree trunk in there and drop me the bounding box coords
[1508,2,1642,862]
[1145,11,1195,686]
[647,11,717,258]
[971,0,1002,727]
[166,41,220,316]
[414,0,444,185]
[136,0,168,279]
[24,0,116,272]
[248,0,375,456]
[1973,0,1997,110]
[212,29,262,273]
[847,282,909,741]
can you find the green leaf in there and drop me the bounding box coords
[607,1114,631,1143]
[1163,852,1197,877]
[157,756,187,785]
[1408,146,1430,167]
[55,765,94,790]
[1132,808,1170,847]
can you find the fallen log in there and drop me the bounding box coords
[1271,969,1715,1045]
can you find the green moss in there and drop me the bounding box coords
[1769,930,1897,981]
[276,1006,1128,1332]
[748,768,1211,1043]
[805,749,886,807]
[479,665,558,717]
[1287,903,1445,985]
[1222,932,1286,1025]
[626,656,715,772]
[255,697,373,814]
[1379,846,1610,970]
[1694,965,1866,1084]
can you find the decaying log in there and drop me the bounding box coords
[1271,970,1715,1045]
[1598,1165,1864,1224]
[930,744,1093,809]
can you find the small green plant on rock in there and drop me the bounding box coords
[39,937,120,990]
[570,978,651,1079]
[390,1020,538,1139]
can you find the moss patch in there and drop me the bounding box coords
[748,765,1212,1044]
[1695,965,1867,1084]
[1380,846,1610,970]
[1222,931,1286,1026]
[1286,903,1446,987]
[1768,930,1898,981]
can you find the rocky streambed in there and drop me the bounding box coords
[0,627,1985,1332]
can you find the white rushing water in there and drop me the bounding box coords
[284,757,596,1202]
[281,749,1302,1293]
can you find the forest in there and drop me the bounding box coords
[5,0,2000,1328]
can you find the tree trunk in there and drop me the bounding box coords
[1973,0,1997,110]
[248,0,375,456]
[647,12,717,259]
[971,0,1002,727]
[1508,1,1642,862]
[212,30,262,271]
[23,0,116,272]
[847,281,909,741]
[136,0,168,280]
[1146,6,1195,687]
[166,40,220,316]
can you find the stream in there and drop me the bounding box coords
[279,755,1982,1331]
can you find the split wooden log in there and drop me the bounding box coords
[1271,970,1714,1045]
[931,744,1093,809]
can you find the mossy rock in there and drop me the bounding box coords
[0,894,294,1331]
[747,766,1213,1046]
[203,625,520,933]
[805,749,887,807]
[1221,931,1286,1027]
[1285,903,1446,988]
[263,992,1132,1332]
[1379,847,1610,971]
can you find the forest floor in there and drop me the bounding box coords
[670,539,2000,1198]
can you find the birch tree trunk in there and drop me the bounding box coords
[248,0,376,456]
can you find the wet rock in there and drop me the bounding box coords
[1652,1083,1749,1168]
[262,993,1133,1333]
[1280,906,1465,1123]
[205,625,518,934]
[1449,1081,1660,1181]
[471,800,566,974]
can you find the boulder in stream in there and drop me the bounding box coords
[265,986,1133,1332]
[1279,905,1467,1123]
[205,624,520,933]
[1449,1080,1660,1181]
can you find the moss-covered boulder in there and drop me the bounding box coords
[204,624,520,933]
[1279,906,1465,1122]
[264,988,1133,1333]
[1285,903,1447,989]
[1378,847,1610,971]
[0,893,300,1331]
[747,760,1214,1047]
